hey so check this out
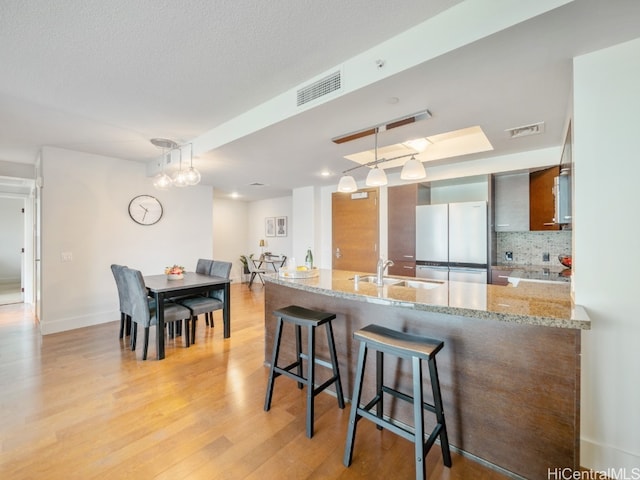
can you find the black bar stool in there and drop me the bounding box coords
[343,324,452,480]
[264,305,345,438]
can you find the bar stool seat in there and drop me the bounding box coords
[343,324,452,480]
[264,305,345,438]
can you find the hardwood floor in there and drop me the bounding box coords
[0,284,511,479]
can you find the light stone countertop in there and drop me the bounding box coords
[264,269,590,330]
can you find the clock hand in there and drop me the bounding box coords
[142,210,147,221]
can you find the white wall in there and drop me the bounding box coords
[0,197,23,284]
[247,196,292,262]
[40,147,214,334]
[574,38,640,471]
[212,197,248,283]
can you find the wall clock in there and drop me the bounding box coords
[128,195,163,226]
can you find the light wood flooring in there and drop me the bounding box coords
[0,284,510,479]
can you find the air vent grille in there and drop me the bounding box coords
[297,71,341,107]
[506,121,545,138]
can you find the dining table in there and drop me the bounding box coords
[258,255,286,272]
[144,272,231,360]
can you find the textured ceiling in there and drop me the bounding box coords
[1,0,640,200]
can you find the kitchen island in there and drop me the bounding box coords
[263,269,589,479]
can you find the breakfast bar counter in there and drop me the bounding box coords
[263,269,587,479]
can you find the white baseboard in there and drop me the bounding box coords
[581,437,640,473]
[40,309,118,335]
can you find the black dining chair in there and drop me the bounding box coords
[177,260,232,342]
[121,267,192,360]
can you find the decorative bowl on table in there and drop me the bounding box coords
[558,255,572,269]
[165,265,185,280]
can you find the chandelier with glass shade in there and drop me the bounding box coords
[151,138,201,189]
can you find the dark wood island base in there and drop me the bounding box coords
[264,277,581,479]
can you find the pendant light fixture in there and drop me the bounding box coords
[151,138,177,190]
[172,148,189,187]
[337,174,358,192]
[183,143,201,186]
[365,127,388,187]
[400,154,427,180]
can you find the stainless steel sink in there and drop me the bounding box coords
[396,279,442,290]
[356,276,443,289]
[357,275,403,286]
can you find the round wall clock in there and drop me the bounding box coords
[128,195,163,226]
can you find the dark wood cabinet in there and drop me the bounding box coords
[529,166,560,231]
[387,184,427,276]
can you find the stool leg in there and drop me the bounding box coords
[295,325,303,389]
[325,321,345,409]
[306,324,315,438]
[343,341,368,467]
[429,356,452,468]
[264,317,284,412]
[375,350,384,430]
[412,356,426,480]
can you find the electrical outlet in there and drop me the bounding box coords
[543,252,550,262]
[505,251,513,261]
[61,252,73,262]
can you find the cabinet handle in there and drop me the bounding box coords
[403,266,414,270]
[543,222,555,226]
[402,255,414,258]
[496,224,510,227]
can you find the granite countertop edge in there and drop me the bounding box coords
[264,270,590,330]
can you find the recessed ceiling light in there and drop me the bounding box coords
[320,170,331,177]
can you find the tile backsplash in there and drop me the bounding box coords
[497,231,572,266]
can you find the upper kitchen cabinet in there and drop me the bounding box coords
[387,183,429,276]
[530,166,561,230]
[494,172,529,231]
[493,166,566,231]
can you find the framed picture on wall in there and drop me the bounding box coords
[265,217,275,237]
[276,216,287,237]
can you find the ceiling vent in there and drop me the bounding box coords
[249,182,265,187]
[297,70,341,107]
[506,121,545,138]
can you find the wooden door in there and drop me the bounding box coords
[332,188,379,273]
[530,166,560,230]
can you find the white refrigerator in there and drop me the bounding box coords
[415,201,487,283]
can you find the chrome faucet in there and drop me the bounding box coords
[376,258,394,286]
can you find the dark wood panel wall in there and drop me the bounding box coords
[264,283,580,479]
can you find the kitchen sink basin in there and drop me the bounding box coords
[356,276,443,289]
[357,276,403,286]
[396,279,442,290]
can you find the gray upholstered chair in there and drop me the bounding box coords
[122,267,192,360]
[177,260,232,341]
[111,264,131,339]
[196,258,214,275]
[247,255,267,287]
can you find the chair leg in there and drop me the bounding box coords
[183,319,190,347]
[264,317,284,412]
[191,315,197,344]
[412,357,426,480]
[131,324,138,351]
[306,325,315,438]
[143,327,150,360]
[119,312,125,338]
[376,350,384,430]
[344,341,368,467]
[429,356,452,467]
